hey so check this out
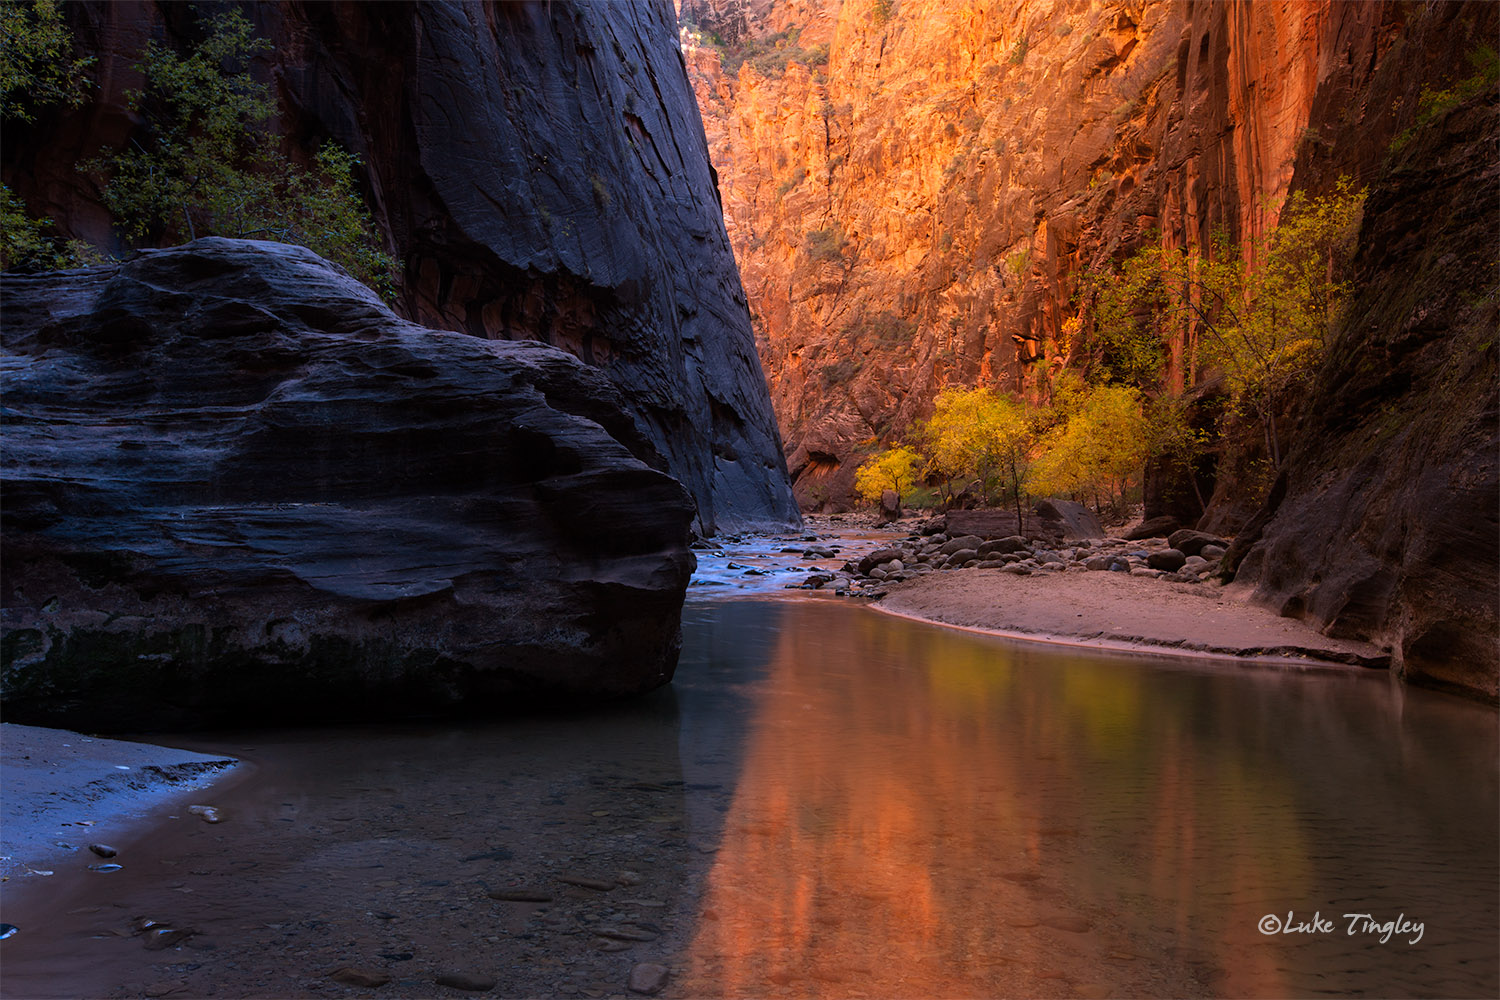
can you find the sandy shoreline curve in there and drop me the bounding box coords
[874,567,1391,669]
[0,724,240,886]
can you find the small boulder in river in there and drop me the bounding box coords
[858,547,908,575]
[940,535,985,555]
[628,963,670,996]
[330,968,390,989]
[434,971,496,992]
[978,536,1028,556]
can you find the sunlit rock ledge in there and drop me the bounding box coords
[0,239,696,731]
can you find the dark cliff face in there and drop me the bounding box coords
[1233,96,1499,703]
[3,0,798,534]
[1,239,698,730]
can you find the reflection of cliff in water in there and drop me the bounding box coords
[683,602,1499,998]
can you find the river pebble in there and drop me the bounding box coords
[186,805,222,824]
[628,962,670,995]
[435,971,497,991]
[329,967,390,987]
[558,874,615,891]
[487,888,553,902]
[88,843,118,858]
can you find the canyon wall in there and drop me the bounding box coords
[1233,93,1498,702]
[2,0,798,533]
[682,0,1491,517]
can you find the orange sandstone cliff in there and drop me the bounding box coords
[682,0,1492,518]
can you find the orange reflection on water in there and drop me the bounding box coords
[685,611,1132,998]
[680,606,1320,998]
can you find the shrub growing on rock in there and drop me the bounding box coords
[84,9,395,296]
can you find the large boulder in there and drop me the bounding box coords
[1124,515,1181,541]
[1167,528,1229,557]
[0,240,696,730]
[1032,499,1104,541]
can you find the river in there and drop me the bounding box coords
[1,587,1496,998]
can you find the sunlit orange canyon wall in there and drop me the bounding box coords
[678,0,1446,510]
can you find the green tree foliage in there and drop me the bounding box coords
[1389,44,1499,153]
[1031,383,1150,516]
[1,184,64,269]
[1,0,98,271]
[854,445,921,507]
[0,0,93,122]
[87,10,394,296]
[1089,180,1366,466]
[1143,393,1211,511]
[0,185,105,270]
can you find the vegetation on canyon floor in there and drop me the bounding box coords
[856,181,1367,520]
[1,3,393,296]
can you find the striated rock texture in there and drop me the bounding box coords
[1233,95,1499,702]
[681,0,1495,517]
[0,239,697,731]
[3,0,796,533]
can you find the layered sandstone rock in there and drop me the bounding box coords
[3,0,797,533]
[0,240,697,730]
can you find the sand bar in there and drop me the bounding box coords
[876,568,1390,668]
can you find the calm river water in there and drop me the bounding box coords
[3,598,1496,999]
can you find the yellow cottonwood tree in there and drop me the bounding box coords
[1031,384,1149,516]
[920,387,1036,523]
[1089,180,1366,467]
[854,445,921,507]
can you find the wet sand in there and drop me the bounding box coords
[0,698,727,1000]
[0,724,239,883]
[875,569,1389,668]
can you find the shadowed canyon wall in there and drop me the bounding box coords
[2,0,798,533]
[681,0,1492,516]
[1233,95,1499,702]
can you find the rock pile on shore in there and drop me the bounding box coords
[795,524,1231,598]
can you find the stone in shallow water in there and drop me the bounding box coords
[558,874,616,891]
[330,967,390,988]
[627,963,670,995]
[486,888,552,903]
[434,971,497,992]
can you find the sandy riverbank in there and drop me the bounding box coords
[875,569,1391,668]
[0,725,240,886]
